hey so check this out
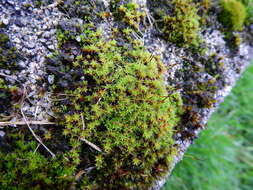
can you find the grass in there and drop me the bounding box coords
[163,62,253,190]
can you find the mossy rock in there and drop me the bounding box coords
[0,21,183,189]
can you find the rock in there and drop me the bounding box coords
[6,0,14,5]
[14,18,24,27]
[2,17,9,25]
[48,75,54,84]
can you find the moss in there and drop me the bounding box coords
[57,0,106,22]
[232,33,242,47]
[218,0,247,31]
[0,21,183,189]
[0,32,20,117]
[45,23,183,189]
[0,131,76,190]
[198,0,212,25]
[0,32,19,69]
[149,0,201,47]
[163,0,201,47]
[239,0,253,25]
[110,0,146,30]
[1,1,183,189]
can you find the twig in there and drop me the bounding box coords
[21,109,56,158]
[80,113,85,130]
[33,144,41,154]
[79,113,102,152]
[0,121,55,126]
[80,138,103,153]
[0,73,18,83]
[145,10,154,27]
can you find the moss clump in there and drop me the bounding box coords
[0,131,76,190]
[149,0,201,48]
[110,0,146,29]
[239,0,253,25]
[158,0,201,47]
[218,0,247,31]
[46,24,182,189]
[57,0,106,22]
[0,78,11,114]
[0,32,19,69]
[0,32,20,117]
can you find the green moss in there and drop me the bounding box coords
[149,0,201,47]
[239,0,253,25]
[1,1,183,189]
[0,21,183,189]
[218,0,247,31]
[110,0,146,29]
[0,32,20,117]
[0,32,18,69]
[163,0,201,47]
[46,24,183,189]
[0,131,76,190]
[58,0,105,22]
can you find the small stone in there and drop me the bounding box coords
[250,24,253,33]
[43,31,50,38]
[2,17,9,25]
[48,45,54,50]
[14,19,24,27]
[0,131,5,137]
[42,24,47,30]
[25,42,36,49]
[7,0,14,5]
[48,75,54,84]
[76,36,81,42]
[13,37,21,44]
[19,61,27,68]
[40,38,46,43]
[4,70,11,75]
[36,31,43,36]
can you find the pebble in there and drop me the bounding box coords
[0,131,5,137]
[7,0,14,5]
[13,37,21,44]
[2,17,9,25]
[48,45,54,50]
[48,75,54,84]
